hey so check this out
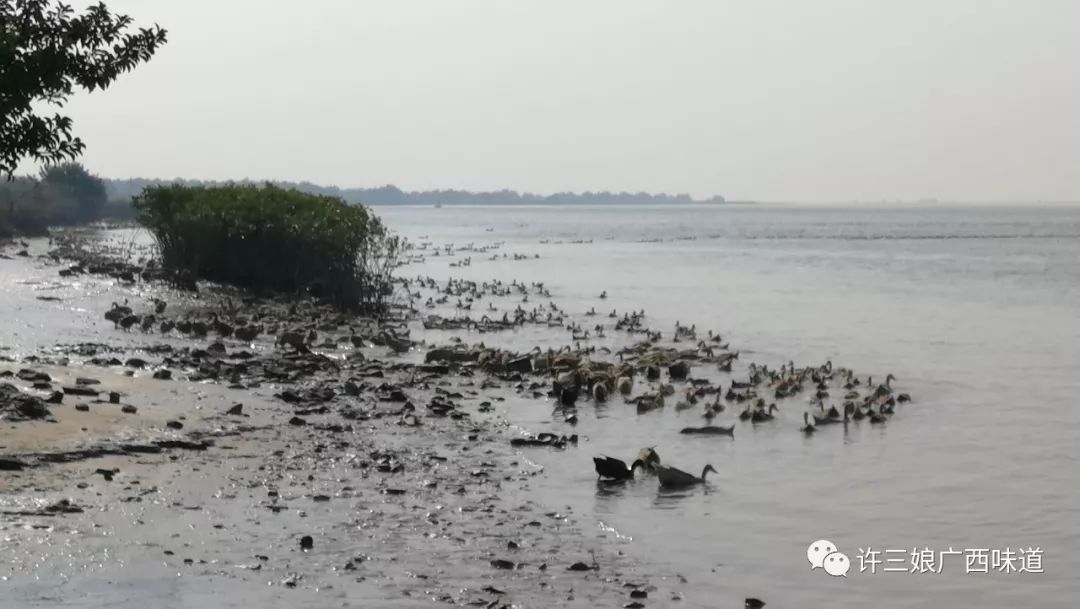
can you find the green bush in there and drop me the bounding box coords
[134,183,401,311]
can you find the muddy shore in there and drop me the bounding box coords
[0,234,685,609]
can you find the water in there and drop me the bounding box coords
[376,203,1080,608]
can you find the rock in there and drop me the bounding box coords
[0,458,27,471]
[120,404,138,414]
[630,590,648,599]
[165,420,183,429]
[75,403,90,411]
[16,369,49,383]
[207,342,227,356]
[567,561,595,571]
[95,468,117,481]
[62,385,99,397]
[299,535,314,550]
[44,499,83,513]
[152,369,173,380]
[289,416,307,426]
[45,391,64,404]
[226,403,244,415]
[745,599,766,609]
[1,383,51,420]
[490,559,516,570]
[425,348,479,364]
[624,603,645,609]
[646,365,661,380]
[75,377,101,386]
[109,391,120,404]
[125,358,148,369]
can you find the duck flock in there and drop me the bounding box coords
[399,268,915,492]
[99,240,914,496]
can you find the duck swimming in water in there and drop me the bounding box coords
[656,464,717,488]
[593,456,644,480]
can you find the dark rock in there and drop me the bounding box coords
[745,599,766,609]
[45,391,64,404]
[121,404,138,414]
[109,391,120,404]
[568,561,595,571]
[125,358,148,369]
[156,439,210,450]
[425,348,479,364]
[16,369,49,383]
[630,590,648,599]
[152,369,173,380]
[44,499,83,514]
[75,403,90,411]
[0,458,27,471]
[75,377,100,386]
[289,416,307,426]
[299,535,314,550]
[1,383,51,420]
[62,385,99,397]
[165,420,183,430]
[490,559,516,570]
[624,603,645,609]
[226,403,244,415]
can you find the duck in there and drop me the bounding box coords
[680,425,734,437]
[750,402,778,423]
[593,456,644,480]
[656,464,717,488]
[872,374,896,398]
[637,447,662,472]
[104,301,132,326]
[592,383,609,402]
[800,412,817,434]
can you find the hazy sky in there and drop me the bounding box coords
[32,1,1080,202]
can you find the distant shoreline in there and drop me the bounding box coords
[100,178,729,207]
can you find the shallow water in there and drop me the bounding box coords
[2,204,1078,607]
[377,203,1080,608]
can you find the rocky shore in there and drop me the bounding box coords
[1,230,911,609]
[0,234,677,608]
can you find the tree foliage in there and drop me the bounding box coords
[0,1,167,176]
[39,161,105,222]
[134,184,402,312]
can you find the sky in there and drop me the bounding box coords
[28,0,1080,202]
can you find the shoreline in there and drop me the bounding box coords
[0,233,678,608]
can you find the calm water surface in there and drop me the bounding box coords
[377,204,1080,608]
[2,204,1077,608]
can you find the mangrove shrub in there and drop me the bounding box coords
[134,183,402,311]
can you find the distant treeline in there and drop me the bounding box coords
[1,163,133,238]
[104,178,727,207]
